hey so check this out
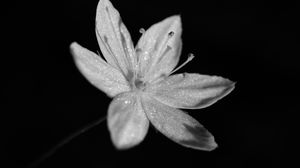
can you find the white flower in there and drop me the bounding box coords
[70,0,235,150]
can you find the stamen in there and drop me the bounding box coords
[170,53,195,74]
[103,36,119,63]
[96,31,118,63]
[157,45,172,64]
[168,31,174,37]
[156,31,175,63]
[99,34,124,76]
[139,28,145,34]
[120,32,132,71]
[105,7,129,75]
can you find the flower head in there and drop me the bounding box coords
[71,0,235,150]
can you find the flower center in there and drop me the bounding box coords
[127,70,147,91]
[134,79,146,90]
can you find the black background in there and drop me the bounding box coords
[4,0,298,167]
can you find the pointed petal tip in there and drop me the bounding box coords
[110,127,149,150]
[112,142,135,150]
[231,80,237,88]
[70,41,76,46]
[98,0,111,6]
[70,42,85,56]
[225,79,236,94]
[69,42,89,60]
[225,77,236,85]
[205,136,218,151]
[167,15,181,25]
[69,42,80,57]
[178,124,218,151]
[213,77,236,96]
[157,15,181,28]
[70,42,78,50]
[171,15,181,20]
[111,138,144,150]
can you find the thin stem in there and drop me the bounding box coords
[28,116,107,168]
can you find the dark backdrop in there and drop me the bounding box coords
[4,0,297,167]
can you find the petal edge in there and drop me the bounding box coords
[108,92,149,149]
[141,95,217,150]
[147,73,235,109]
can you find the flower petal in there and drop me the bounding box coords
[136,16,182,83]
[142,95,217,151]
[95,0,135,76]
[71,42,130,97]
[108,92,149,149]
[147,73,235,109]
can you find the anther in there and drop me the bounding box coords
[168,31,175,37]
[139,28,145,34]
[170,53,195,74]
